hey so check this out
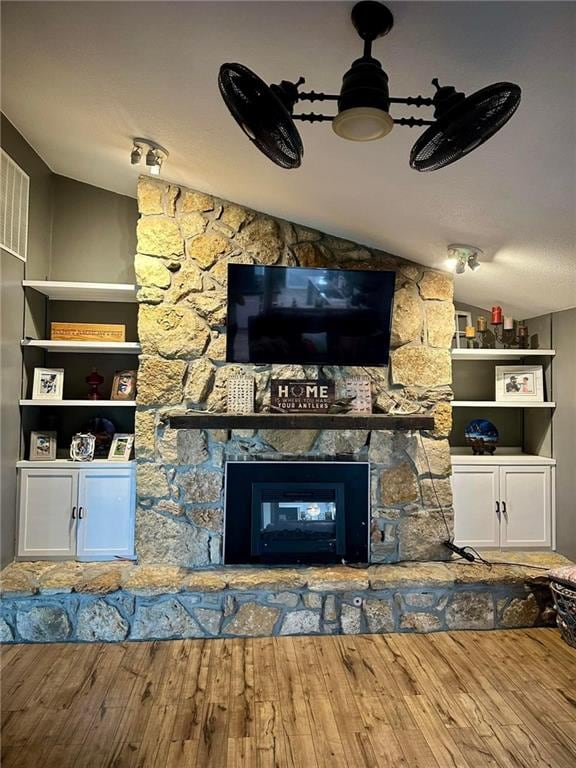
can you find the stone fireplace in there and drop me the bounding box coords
[134,176,455,568]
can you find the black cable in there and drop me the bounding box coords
[416,432,452,541]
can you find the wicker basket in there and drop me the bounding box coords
[551,581,576,648]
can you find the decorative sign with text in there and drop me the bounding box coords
[271,379,335,412]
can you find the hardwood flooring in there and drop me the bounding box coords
[2,629,576,767]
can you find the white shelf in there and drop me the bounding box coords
[21,340,141,354]
[451,450,556,466]
[452,400,556,408]
[452,348,555,361]
[20,400,137,407]
[22,280,138,303]
[17,459,136,469]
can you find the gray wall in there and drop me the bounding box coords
[50,175,137,283]
[552,308,576,561]
[1,115,53,567]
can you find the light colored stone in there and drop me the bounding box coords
[498,594,540,628]
[132,598,203,639]
[179,468,222,503]
[135,410,156,460]
[268,592,300,608]
[16,606,71,642]
[446,591,494,630]
[37,562,84,595]
[426,301,455,348]
[179,212,207,239]
[165,185,180,216]
[225,603,280,636]
[74,566,125,594]
[209,253,255,287]
[260,429,318,454]
[135,253,172,289]
[323,595,338,622]
[165,262,204,303]
[139,305,210,359]
[316,430,368,456]
[403,592,437,609]
[1,565,37,596]
[0,618,13,642]
[179,190,214,213]
[368,431,394,464]
[369,563,454,590]
[177,430,209,464]
[400,613,442,632]
[420,478,453,508]
[194,608,222,635]
[380,461,419,506]
[341,604,362,634]
[236,217,282,265]
[279,610,321,635]
[292,241,332,268]
[303,593,322,609]
[432,402,452,438]
[77,600,129,642]
[157,427,178,463]
[391,347,452,387]
[155,499,185,517]
[137,463,169,498]
[122,564,186,594]
[184,358,215,403]
[398,511,454,561]
[193,293,227,326]
[307,567,369,592]
[221,204,254,232]
[226,569,307,591]
[136,287,165,305]
[390,287,423,347]
[419,271,454,301]
[398,264,422,282]
[207,332,227,361]
[181,571,227,591]
[414,436,451,477]
[137,357,187,406]
[137,217,184,257]
[138,176,165,215]
[295,226,321,242]
[136,508,211,567]
[186,507,222,532]
[188,234,231,270]
[364,598,394,633]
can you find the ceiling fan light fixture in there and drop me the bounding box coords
[332,106,394,141]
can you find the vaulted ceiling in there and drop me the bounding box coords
[2,1,575,317]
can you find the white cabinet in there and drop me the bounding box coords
[452,456,554,549]
[17,461,135,561]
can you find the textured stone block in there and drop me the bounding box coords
[16,605,71,642]
[236,218,282,265]
[186,507,223,532]
[390,287,423,347]
[132,598,203,639]
[136,509,211,567]
[414,436,451,478]
[135,253,172,289]
[391,346,452,387]
[188,234,231,269]
[221,204,253,232]
[268,592,300,608]
[260,429,318,454]
[0,618,14,642]
[225,603,280,636]
[165,262,204,303]
[400,613,442,632]
[179,468,223,503]
[341,603,362,634]
[176,430,209,465]
[425,301,455,348]
[137,217,183,257]
[139,305,209,359]
[193,608,223,635]
[446,591,494,630]
[364,598,394,633]
[193,293,227,326]
[183,359,215,405]
[179,190,214,213]
[498,594,540,628]
[279,610,321,635]
[135,409,156,460]
[323,595,338,622]
[137,357,187,406]
[398,511,453,561]
[137,464,169,499]
[303,593,322,610]
[77,601,129,642]
[380,462,419,506]
[138,176,165,215]
[179,212,207,239]
[432,402,452,438]
[307,567,369,592]
[418,271,454,301]
[420,478,453,508]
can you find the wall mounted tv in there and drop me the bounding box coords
[226,264,395,366]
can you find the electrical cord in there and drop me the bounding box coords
[416,432,453,541]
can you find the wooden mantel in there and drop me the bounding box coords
[165,412,435,431]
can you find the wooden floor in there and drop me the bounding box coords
[2,629,576,768]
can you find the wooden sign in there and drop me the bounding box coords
[271,379,335,412]
[51,322,125,343]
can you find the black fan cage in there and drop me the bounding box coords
[410,82,521,172]
[218,63,303,169]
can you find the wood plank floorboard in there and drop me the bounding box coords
[1,628,576,767]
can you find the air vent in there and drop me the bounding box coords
[1,149,29,262]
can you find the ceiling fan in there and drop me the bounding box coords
[218,1,521,171]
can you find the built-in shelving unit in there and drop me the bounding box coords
[451,348,555,361]
[21,340,141,354]
[452,401,556,409]
[20,400,137,407]
[23,280,137,303]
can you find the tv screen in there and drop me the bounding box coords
[226,264,395,366]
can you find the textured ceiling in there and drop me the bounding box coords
[2,1,575,317]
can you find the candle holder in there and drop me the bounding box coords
[490,321,529,349]
[86,368,104,400]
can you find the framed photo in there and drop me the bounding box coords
[30,431,57,461]
[32,368,64,400]
[495,365,544,402]
[108,433,134,461]
[111,370,137,401]
[453,311,472,349]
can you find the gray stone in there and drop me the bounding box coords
[364,599,394,633]
[209,535,222,564]
[179,468,223,503]
[136,508,211,567]
[137,463,169,498]
[157,429,178,463]
[177,430,209,465]
[268,592,300,608]
[420,478,453,508]
[260,429,318,454]
[132,598,204,639]
[303,593,322,610]
[186,507,222,532]
[400,613,442,632]
[341,603,362,634]
[0,618,13,642]
[225,603,280,637]
[16,605,71,642]
[446,592,494,630]
[390,287,423,347]
[279,610,321,635]
[316,430,368,456]
[498,594,540,628]
[398,511,454,561]
[414,436,452,478]
[368,431,394,464]
[77,600,129,642]
[402,592,437,609]
[323,595,338,622]
[194,608,222,635]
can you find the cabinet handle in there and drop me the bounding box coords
[502,501,507,517]
[71,506,76,520]
[495,501,500,517]
[78,507,84,519]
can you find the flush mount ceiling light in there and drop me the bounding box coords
[446,244,484,274]
[218,1,521,171]
[130,138,169,175]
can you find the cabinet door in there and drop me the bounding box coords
[76,468,135,560]
[452,466,500,548]
[18,469,77,558]
[500,466,551,548]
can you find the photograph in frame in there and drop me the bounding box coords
[111,370,137,401]
[30,431,57,461]
[495,365,544,402]
[108,433,134,461]
[32,368,64,400]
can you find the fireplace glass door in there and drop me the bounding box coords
[251,482,345,562]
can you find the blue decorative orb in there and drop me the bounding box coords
[464,419,499,455]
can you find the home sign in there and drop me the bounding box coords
[270,379,335,412]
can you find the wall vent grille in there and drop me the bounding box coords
[1,149,30,262]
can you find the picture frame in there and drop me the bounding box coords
[32,367,64,400]
[452,311,472,349]
[495,365,544,402]
[110,369,137,401]
[108,433,134,461]
[29,431,57,461]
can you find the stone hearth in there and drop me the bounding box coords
[1,553,569,643]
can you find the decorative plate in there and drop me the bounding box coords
[464,418,499,455]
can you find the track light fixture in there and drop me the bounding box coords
[447,245,483,275]
[218,1,521,171]
[130,139,169,176]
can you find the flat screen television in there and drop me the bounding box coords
[226,264,395,366]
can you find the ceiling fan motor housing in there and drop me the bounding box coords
[333,57,394,141]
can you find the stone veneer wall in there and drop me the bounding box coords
[134,176,455,567]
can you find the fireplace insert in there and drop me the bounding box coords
[225,462,369,564]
